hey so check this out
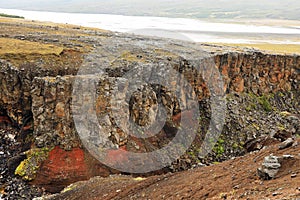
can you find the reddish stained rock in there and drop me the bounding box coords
[105,146,128,165]
[32,146,111,193]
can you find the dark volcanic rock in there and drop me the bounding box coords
[0,18,299,193]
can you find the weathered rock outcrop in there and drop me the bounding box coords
[0,19,299,192]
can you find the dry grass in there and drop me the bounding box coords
[0,16,109,35]
[0,38,64,55]
[208,43,300,54]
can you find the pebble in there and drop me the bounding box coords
[279,138,294,150]
[291,173,297,178]
[272,192,279,196]
[233,185,239,189]
[282,155,294,159]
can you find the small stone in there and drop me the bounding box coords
[7,134,15,141]
[0,151,4,155]
[233,185,239,189]
[291,173,297,178]
[279,138,294,150]
[282,155,294,159]
[272,192,279,196]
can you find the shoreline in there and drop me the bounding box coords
[0,7,300,45]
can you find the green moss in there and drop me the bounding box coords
[258,95,272,112]
[245,103,257,111]
[187,150,198,160]
[232,143,239,149]
[232,142,244,150]
[15,161,26,177]
[15,147,52,181]
[213,138,225,157]
[278,92,285,97]
[247,92,273,112]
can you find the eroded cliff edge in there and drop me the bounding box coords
[0,17,299,193]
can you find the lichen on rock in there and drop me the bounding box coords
[15,147,52,181]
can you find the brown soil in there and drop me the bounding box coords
[48,139,300,200]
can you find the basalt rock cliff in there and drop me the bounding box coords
[0,17,299,193]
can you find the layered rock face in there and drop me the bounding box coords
[0,20,299,192]
[0,61,32,126]
[30,50,300,149]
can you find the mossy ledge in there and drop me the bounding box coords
[15,147,52,181]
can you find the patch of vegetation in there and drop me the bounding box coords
[15,147,52,181]
[0,13,24,19]
[245,103,257,111]
[232,143,239,149]
[246,93,273,112]
[258,95,272,112]
[209,43,300,54]
[187,150,198,160]
[213,138,225,157]
[0,38,64,55]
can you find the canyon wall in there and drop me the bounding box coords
[1,36,299,192]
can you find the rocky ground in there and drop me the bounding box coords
[1,91,299,199]
[0,125,47,199]
[0,16,299,200]
[38,138,300,200]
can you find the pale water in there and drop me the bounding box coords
[1,8,300,44]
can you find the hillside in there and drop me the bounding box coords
[38,138,300,200]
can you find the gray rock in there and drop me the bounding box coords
[257,155,281,180]
[279,138,294,150]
